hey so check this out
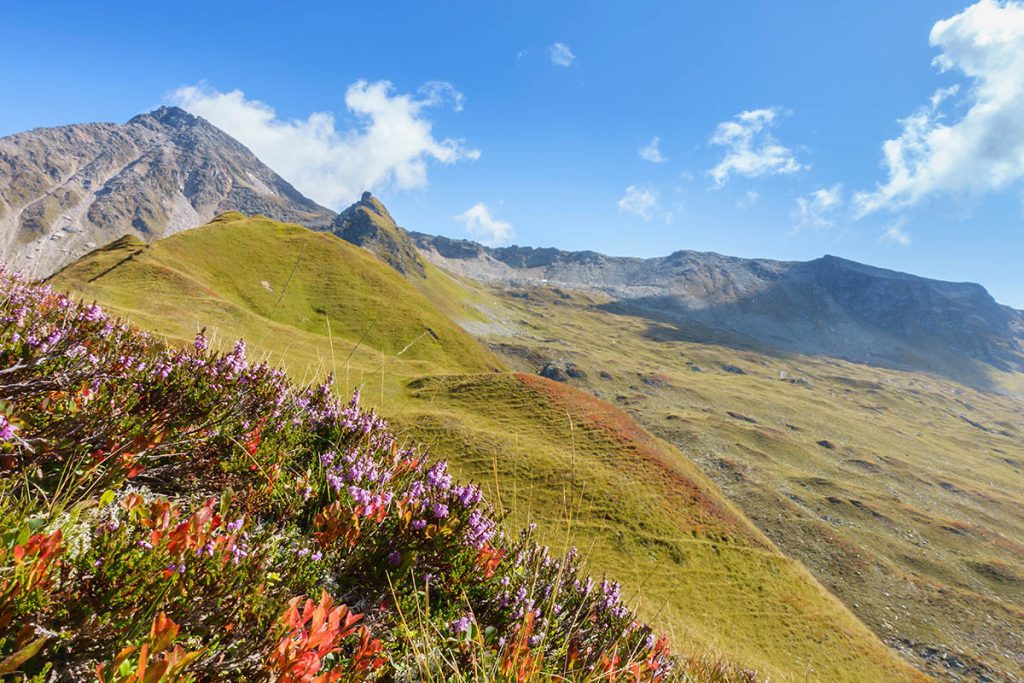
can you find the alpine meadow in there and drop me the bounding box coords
[1,2,1022,682]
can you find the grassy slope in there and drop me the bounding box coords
[393,373,924,682]
[49,214,926,682]
[469,285,1024,682]
[50,212,500,405]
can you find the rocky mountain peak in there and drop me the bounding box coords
[128,105,198,129]
[0,109,336,275]
[332,192,425,277]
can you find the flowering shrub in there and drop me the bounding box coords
[0,267,704,681]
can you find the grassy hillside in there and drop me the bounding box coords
[0,269,681,681]
[51,212,500,405]
[394,373,926,682]
[468,284,1024,682]
[48,214,928,681]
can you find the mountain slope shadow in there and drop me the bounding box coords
[594,256,1021,394]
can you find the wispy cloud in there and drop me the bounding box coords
[638,136,667,163]
[548,42,575,67]
[709,108,805,186]
[455,203,514,246]
[617,185,659,221]
[736,190,759,210]
[855,0,1024,215]
[170,80,478,209]
[879,218,912,246]
[794,184,843,229]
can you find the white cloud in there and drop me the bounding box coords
[455,203,514,246]
[548,42,575,67]
[170,80,479,209]
[736,190,759,210]
[617,185,659,221]
[879,218,912,246]
[794,183,843,229]
[417,81,466,112]
[638,136,667,163]
[708,108,805,186]
[854,0,1024,215]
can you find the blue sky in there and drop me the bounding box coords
[3,1,1023,306]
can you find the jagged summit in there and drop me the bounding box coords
[331,191,426,277]
[0,107,335,275]
[128,105,196,128]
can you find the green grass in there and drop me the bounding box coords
[51,212,501,405]
[392,373,926,682]
[469,284,1024,681]
[49,214,930,681]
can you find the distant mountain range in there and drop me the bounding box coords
[410,233,1024,385]
[1,107,1021,388]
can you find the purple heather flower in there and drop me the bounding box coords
[348,485,371,506]
[83,303,106,322]
[456,484,482,508]
[194,332,208,353]
[432,502,449,519]
[450,615,473,635]
[425,462,452,492]
[0,415,16,442]
[387,550,401,567]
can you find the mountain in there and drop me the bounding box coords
[0,106,335,275]
[332,191,427,278]
[410,233,1024,390]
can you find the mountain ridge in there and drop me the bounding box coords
[409,230,1024,389]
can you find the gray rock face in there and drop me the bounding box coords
[410,232,1024,387]
[0,106,336,275]
[331,191,426,277]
